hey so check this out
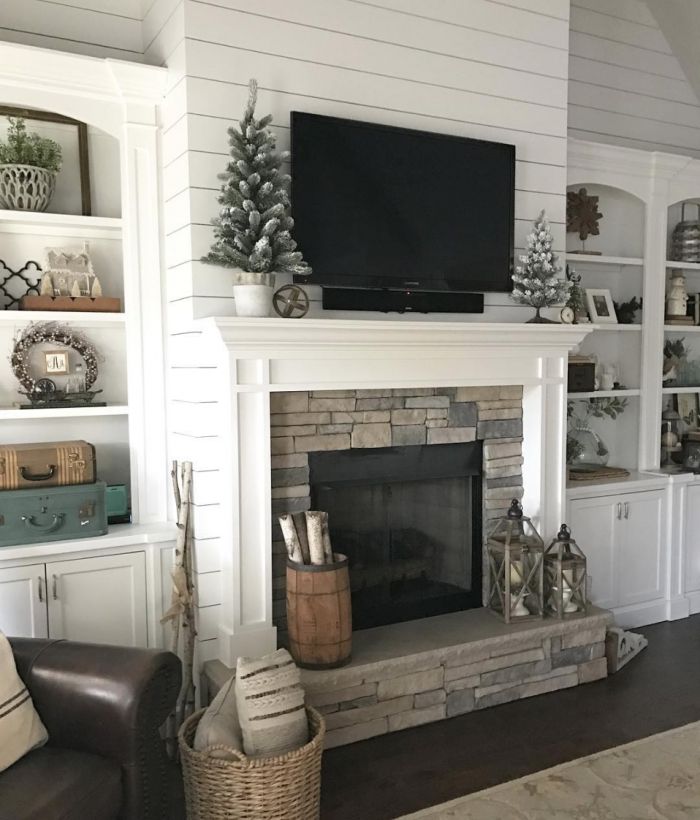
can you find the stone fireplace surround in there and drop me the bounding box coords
[195,318,604,744]
[270,384,525,643]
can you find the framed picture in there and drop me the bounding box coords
[0,104,91,216]
[44,350,69,375]
[585,289,618,324]
[675,393,699,428]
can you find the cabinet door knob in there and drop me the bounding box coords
[52,574,58,601]
[624,502,630,519]
[617,502,622,519]
[37,576,44,603]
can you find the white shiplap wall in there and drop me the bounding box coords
[0,0,145,60]
[163,0,572,663]
[569,0,700,157]
[168,0,571,322]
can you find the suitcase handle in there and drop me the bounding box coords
[19,465,57,482]
[21,513,64,533]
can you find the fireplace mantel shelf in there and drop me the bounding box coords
[203,317,594,355]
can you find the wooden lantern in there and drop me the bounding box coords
[544,524,588,619]
[487,499,544,623]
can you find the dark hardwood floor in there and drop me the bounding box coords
[320,615,700,819]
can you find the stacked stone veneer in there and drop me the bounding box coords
[301,612,610,749]
[270,385,524,641]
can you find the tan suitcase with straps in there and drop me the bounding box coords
[0,441,96,490]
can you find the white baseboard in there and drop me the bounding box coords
[611,600,667,629]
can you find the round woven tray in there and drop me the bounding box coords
[178,706,325,820]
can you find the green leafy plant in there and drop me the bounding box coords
[0,118,62,173]
[202,79,310,276]
[568,396,628,423]
[613,296,642,324]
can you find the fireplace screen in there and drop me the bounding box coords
[309,442,483,630]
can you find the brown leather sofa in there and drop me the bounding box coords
[0,638,184,820]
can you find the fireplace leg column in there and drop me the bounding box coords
[217,353,276,667]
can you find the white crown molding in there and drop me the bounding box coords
[0,42,166,108]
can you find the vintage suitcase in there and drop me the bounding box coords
[0,481,107,548]
[0,441,96,490]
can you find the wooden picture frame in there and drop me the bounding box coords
[585,288,618,324]
[0,104,91,216]
[44,350,69,375]
[675,392,699,428]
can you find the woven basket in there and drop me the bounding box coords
[179,706,325,820]
[0,164,56,211]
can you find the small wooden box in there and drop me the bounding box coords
[568,361,596,393]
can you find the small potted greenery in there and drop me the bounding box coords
[0,117,62,212]
[202,80,310,316]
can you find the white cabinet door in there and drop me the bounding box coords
[0,565,48,638]
[569,496,618,610]
[618,490,665,607]
[46,552,147,647]
[685,484,700,593]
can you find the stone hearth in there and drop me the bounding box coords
[271,385,525,643]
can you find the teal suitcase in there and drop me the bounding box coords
[0,481,107,547]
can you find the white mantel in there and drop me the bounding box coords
[190,318,593,666]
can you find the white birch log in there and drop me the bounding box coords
[321,511,334,564]
[279,514,304,563]
[292,512,311,564]
[305,510,325,565]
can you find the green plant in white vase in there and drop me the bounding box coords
[0,117,62,212]
[202,79,311,317]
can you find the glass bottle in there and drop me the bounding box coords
[67,363,86,394]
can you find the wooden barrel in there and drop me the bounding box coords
[286,554,352,669]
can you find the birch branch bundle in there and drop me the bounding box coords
[278,509,336,566]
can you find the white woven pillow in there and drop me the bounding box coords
[235,648,308,758]
[193,675,242,760]
[0,632,48,773]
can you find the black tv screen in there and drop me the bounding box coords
[291,112,515,293]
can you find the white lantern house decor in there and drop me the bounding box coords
[544,524,588,620]
[487,499,545,624]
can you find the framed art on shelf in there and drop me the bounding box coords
[675,392,699,429]
[585,288,618,324]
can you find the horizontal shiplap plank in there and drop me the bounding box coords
[170,432,224,470]
[569,81,700,131]
[569,30,687,81]
[0,26,140,61]
[569,55,699,106]
[183,55,566,138]
[347,0,569,48]
[495,0,569,19]
[188,0,569,78]
[570,4,671,53]
[196,604,221,640]
[0,0,142,54]
[572,0,656,27]
[143,0,183,60]
[185,36,567,114]
[169,366,220,402]
[569,104,700,154]
[193,537,222,574]
[195,570,222,606]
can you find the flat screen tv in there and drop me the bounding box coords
[290,112,515,300]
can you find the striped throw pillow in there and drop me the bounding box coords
[0,632,48,773]
[235,648,309,758]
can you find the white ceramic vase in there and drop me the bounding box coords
[0,164,57,211]
[232,270,275,317]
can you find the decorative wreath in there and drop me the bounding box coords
[11,321,100,392]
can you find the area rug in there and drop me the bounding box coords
[400,721,700,819]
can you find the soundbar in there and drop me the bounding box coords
[322,288,484,314]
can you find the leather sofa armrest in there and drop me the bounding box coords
[10,638,183,819]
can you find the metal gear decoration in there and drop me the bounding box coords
[272,284,310,318]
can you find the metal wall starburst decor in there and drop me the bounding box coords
[567,187,603,251]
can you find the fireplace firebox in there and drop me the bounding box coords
[309,442,483,630]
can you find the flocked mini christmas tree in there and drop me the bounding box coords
[202,79,310,279]
[512,210,570,323]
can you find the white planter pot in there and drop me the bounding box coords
[0,164,57,212]
[233,271,275,317]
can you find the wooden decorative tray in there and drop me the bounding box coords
[19,295,122,313]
